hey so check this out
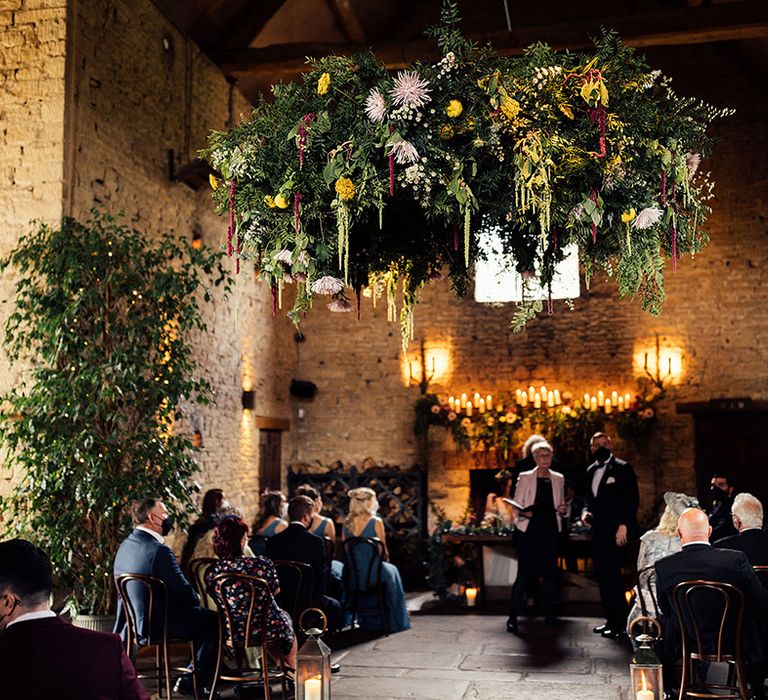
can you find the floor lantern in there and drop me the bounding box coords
[629,618,664,700]
[296,608,331,700]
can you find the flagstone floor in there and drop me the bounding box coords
[328,615,632,700]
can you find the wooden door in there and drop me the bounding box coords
[259,429,282,492]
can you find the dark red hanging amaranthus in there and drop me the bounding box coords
[227,181,236,257]
[297,112,317,170]
[453,224,459,251]
[587,106,607,158]
[270,285,278,317]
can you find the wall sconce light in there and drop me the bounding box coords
[404,339,451,393]
[633,334,684,387]
[191,228,203,250]
[192,430,203,449]
[241,389,255,411]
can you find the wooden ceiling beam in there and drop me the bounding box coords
[326,0,367,44]
[212,1,768,76]
[205,0,288,51]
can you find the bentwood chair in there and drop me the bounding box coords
[634,565,662,637]
[207,573,288,700]
[323,535,337,561]
[273,560,315,633]
[343,537,389,635]
[115,573,199,700]
[188,557,218,610]
[753,565,768,589]
[671,579,749,700]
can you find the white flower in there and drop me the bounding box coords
[274,249,292,264]
[364,88,387,124]
[686,152,701,177]
[296,250,311,265]
[633,207,663,230]
[328,298,354,313]
[390,70,431,109]
[311,276,344,295]
[389,139,420,165]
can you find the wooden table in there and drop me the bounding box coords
[442,533,593,606]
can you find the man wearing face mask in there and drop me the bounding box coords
[0,538,149,699]
[113,498,219,697]
[582,432,639,639]
[707,472,738,542]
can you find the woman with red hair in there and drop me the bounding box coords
[205,517,297,670]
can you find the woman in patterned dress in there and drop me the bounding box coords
[206,517,297,669]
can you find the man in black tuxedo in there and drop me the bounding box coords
[715,493,768,567]
[0,538,149,699]
[708,472,738,542]
[582,432,639,638]
[655,508,768,698]
[267,495,341,632]
[113,498,218,697]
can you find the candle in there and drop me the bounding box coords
[590,396,598,411]
[474,392,481,406]
[528,385,535,401]
[515,389,522,404]
[449,396,455,411]
[636,671,654,700]
[461,392,467,408]
[611,391,618,405]
[520,393,528,407]
[597,390,605,406]
[305,676,322,700]
[644,352,648,370]
[547,391,555,407]
[534,393,542,409]
[625,392,631,406]
[618,396,625,412]
[465,587,478,607]
[486,394,493,410]
[540,385,547,397]
[583,392,590,407]
[478,398,486,413]
[466,402,473,417]
[497,402,504,413]
[554,389,561,405]
[605,399,612,414]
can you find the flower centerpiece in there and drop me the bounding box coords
[206,1,731,344]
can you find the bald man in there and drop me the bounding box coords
[655,508,768,698]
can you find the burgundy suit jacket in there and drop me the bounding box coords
[0,615,149,700]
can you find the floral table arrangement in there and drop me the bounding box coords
[206,1,731,343]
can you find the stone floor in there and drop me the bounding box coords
[328,615,632,700]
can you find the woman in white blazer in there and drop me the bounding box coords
[507,440,570,633]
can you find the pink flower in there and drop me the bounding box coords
[633,207,663,230]
[296,250,311,265]
[364,88,388,123]
[447,411,457,421]
[390,70,431,109]
[389,139,420,165]
[293,271,307,283]
[328,298,354,313]
[641,407,655,419]
[274,249,292,264]
[311,276,344,295]
[686,152,701,177]
[430,405,441,414]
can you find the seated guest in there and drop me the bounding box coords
[249,490,288,554]
[707,472,738,541]
[655,508,768,698]
[342,487,410,633]
[483,469,516,527]
[267,495,342,632]
[113,498,218,697]
[627,492,698,636]
[714,493,768,566]
[205,518,297,671]
[0,538,149,700]
[180,488,226,572]
[188,505,256,564]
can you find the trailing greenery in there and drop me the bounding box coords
[0,211,230,615]
[205,0,731,342]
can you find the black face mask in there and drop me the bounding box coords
[160,516,173,536]
[593,445,611,463]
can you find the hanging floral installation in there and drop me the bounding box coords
[205,1,731,344]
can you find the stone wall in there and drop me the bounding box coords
[287,41,768,528]
[0,0,68,496]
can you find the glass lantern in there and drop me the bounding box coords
[629,618,664,700]
[296,608,331,700]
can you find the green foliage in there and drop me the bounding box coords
[0,211,231,615]
[205,4,731,338]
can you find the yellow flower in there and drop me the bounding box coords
[500,96,520,121]
[559,104,575,120]
[621,208,636,223]
[209,174,219,190]
[274,194,290,209]
[438,124,455,140]
[317,72,331,95]
[464,116,476,132]
[445,100,463,118]
[335,177,356,201]
[264,195,276,209]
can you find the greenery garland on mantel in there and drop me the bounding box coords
[205,1,731,345]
